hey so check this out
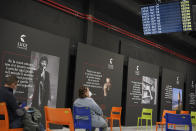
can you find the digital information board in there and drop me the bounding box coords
[141,0,192,35]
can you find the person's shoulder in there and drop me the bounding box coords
[0,87,9,94]
[0,87,13,98]
[85,97,95,102]
[73,98,81,104]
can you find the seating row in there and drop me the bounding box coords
[0,102,122,131]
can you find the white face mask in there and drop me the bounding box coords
[89,91,92,97]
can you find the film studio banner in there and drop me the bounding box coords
[160,68,184,116]
[125,58,159,126]
[185,73,196,111]
[0,18,69,110]
[74,43,124,116]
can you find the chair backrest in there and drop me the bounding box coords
[0,102,9,129]
[141,108,152,119]
[161,110,176,123]
[180,110,189,114]
[44,106,74,125]
[73,106,92,130]
[110,107,122,119]
[165,113,192,131]
[191,111,196,124]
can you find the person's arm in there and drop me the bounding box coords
[6,93,25,117]
[89,98,103,116]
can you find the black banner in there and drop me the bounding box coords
[0,18,70,110]
[74,43,124,116]
[125,58,159,126]
[160,68,184,116]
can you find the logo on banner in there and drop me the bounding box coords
[176,76,180,85]
[108,58,114,70]
[135,65,140,76]
[17,34,28,50]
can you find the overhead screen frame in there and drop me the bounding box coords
[140,0,193,35]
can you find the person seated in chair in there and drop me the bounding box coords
[0,75,29,128]
[73,86,108,131]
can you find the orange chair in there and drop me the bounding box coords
[156,110,176,131]
[44,106,74,131]
[0,102,23,131]
[180,110,189,115]
[106,107,122,131]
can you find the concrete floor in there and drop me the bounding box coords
[52,125,195,131]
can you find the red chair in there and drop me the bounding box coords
[0,102,23,131]
[107,107,122,131]
[44,106,74,131]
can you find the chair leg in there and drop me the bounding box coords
[156,124,158,131]
[137,118,140,129]
[146,119,148,130]
[46,122,50,131]
[110,119,113,131]
[161,124,163,131]
[151,120,152,130]
[185,125,187,130]
[119,119,122,131]
[69,124,74,131]
[141,118,142,128]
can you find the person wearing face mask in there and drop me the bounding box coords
[32,56,51,109]
[73,87,108,131]
[0,75,29,128]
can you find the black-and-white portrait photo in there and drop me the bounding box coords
[27,51,60,108]
[141,76,157,105]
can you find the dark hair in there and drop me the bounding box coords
[4,75,18,85]
[39,56,48,65]
[79,87,88,98]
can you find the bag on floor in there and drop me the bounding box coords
[22,107,42,131]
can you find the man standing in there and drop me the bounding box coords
[0,75,28,128]
[32,56,51,109]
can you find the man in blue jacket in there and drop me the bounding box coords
[0,75,28,128]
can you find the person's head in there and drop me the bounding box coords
[79,87,90,98]
[39,56,48,70]
[106,77,111,83]
[4,75,18,89]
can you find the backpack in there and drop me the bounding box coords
[22,107,43,131]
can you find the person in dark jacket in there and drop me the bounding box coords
[32,56,51,109]
[0,75,29,128]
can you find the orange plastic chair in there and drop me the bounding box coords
[106,107,122,131]
[44,106,74,131]
[180,110,189,115]
[156,110,176,131]
[0,102,23,131]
